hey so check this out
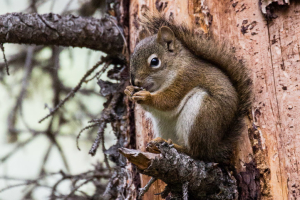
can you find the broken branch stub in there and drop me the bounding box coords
[119,142,238,199]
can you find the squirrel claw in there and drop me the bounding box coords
[132,90,151,103]
[124,88,134,100]
[146,137,169,154]
[124,86,146,102]
[124,85,140,100]
[151,137,168,144]
[147,137,188,154]
[146,143,161,154]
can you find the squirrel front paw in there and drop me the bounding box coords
[124,86,152,104]
[146,137,169,154]
[124,85,141,101]
[132,90,152,104]
[147,137,188,155]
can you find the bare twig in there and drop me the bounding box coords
[78,0,106,17]
[0,182,48,193]
[38,59,105,123]
[0,43,9,75]
[50,0,56,12]
[30,0,38,12]
[89,122,106,156]
[62,0,74,13]
[100,126,111,171]
[63,178,93,200]
[88,93,122,156]
[0,46,43,74]
[50,165,111,200]
[7,46,35,142]
[76,123,100,151]
[88,92,121,156]
[0,174,53,193]
[24,0,49,12]
[61,87,99,96]
[45,119,70,172]
[0,133,39,162]
[182,181,189,200]
[21,143,54,199]
[0,166,111,200]
[85,60,112,82]
[138,177,157,198]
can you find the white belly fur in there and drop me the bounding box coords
[143,88,207,148]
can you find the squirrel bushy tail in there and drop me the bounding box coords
[140,12,252,160]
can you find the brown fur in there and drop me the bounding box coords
[125,12,252,163]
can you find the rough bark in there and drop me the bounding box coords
[120,143,238,200]
[264,2,300,199]
[0,13,123,56]
[129,0,300,200]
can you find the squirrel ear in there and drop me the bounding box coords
[138,29,150,42]
[157,26,175,51]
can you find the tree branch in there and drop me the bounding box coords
[0,13,124,56]
[119,142,238,199]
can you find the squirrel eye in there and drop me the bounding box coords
[150,58,159,66]
[147,54,161,68]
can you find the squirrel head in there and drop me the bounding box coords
[130,26,185,92]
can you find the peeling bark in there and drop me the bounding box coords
[259,0,290,20]
[0,13,124,56]
[260,0,290,14]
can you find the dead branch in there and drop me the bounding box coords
[87,77,126,156]
[86,90,124,170]
[119,142,238,199]
[0,13,124,56]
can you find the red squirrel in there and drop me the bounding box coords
[125,13,252,163]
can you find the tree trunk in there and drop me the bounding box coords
[129,0,300,199]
